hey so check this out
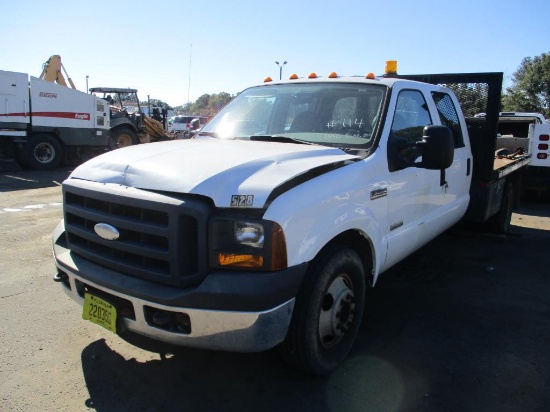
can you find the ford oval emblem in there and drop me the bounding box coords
[94,223,120,241]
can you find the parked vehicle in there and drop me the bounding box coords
[0,70,109,169]
[89,87,173,148]
[168,115,209,137]
[486,112,549,196]
[53,63,530,374]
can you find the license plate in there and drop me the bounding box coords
[82,293,117,333]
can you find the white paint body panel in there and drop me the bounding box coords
[529,123,550,167]
[29,76,109,131]
[0,70,109,132]
[70,137,359,209]
[0,70,29,125]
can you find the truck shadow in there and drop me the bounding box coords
[81,339,334,412]
[0,166,73,192]
[80,335,408,412]
[79,222,550,412]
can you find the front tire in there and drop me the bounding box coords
[110,126,138,149]
[23,135,63,170]
[279,246,366,375]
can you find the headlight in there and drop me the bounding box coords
[210,217,287,271]
[235,221,264,248]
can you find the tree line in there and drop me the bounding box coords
[502,52,550,116]
[141,92,235,118]
[445,52,549,118]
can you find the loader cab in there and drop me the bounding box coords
[89,87,144,131]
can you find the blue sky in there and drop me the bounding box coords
[1,0,548,107]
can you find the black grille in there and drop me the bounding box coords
[63,181,210,287]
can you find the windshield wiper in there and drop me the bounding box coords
[195,131,218,138]
[249,135,313,145]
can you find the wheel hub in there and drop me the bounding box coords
[118,135,133,148]
[34,143,54,163]
[318,275,356,348]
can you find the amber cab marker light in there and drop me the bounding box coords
[308,72,318,79]
[328,71,338,78]
[289,73,299,80]
[264,77,273,83]
[366,72,376,79]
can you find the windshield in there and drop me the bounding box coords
[97,91,140,113]
[200,82,386,149]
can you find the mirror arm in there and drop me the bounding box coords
[440,169,448,188]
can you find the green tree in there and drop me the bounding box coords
[174,92,235,117]
[502,52,550,116]
[139,99,173,110]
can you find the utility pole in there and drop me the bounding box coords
[188,44,192,108]
[275,61,287,80]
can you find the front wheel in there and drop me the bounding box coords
[279,246,366,375]
[23,135,63,170]
[110,126,138,149]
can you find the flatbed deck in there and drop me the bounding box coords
[493,154,531,179]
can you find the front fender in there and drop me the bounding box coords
[110,117,138,133]
[264,160,388,283]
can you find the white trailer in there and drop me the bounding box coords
[0,70,110,169]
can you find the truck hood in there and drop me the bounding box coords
[69,137,360,208]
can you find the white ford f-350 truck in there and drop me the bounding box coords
[52,65,530,374]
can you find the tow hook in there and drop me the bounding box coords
[53,271,68,283]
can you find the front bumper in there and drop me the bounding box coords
[53,221,303,352]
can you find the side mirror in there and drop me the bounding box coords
[416,125,454,170]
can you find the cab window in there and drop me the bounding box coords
[388,90,432,172]
[432,91,464,148]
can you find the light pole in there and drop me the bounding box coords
[86,75,89,93]
[275,61,287,80]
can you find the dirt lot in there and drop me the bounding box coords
[1,168,549,412]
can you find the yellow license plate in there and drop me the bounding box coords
[82,293,117,333]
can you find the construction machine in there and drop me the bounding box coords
[0,69,109,170]
[89,87,174,148]
[40,55,174,148]
[39,55,77,89]
[0,56,174,170]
